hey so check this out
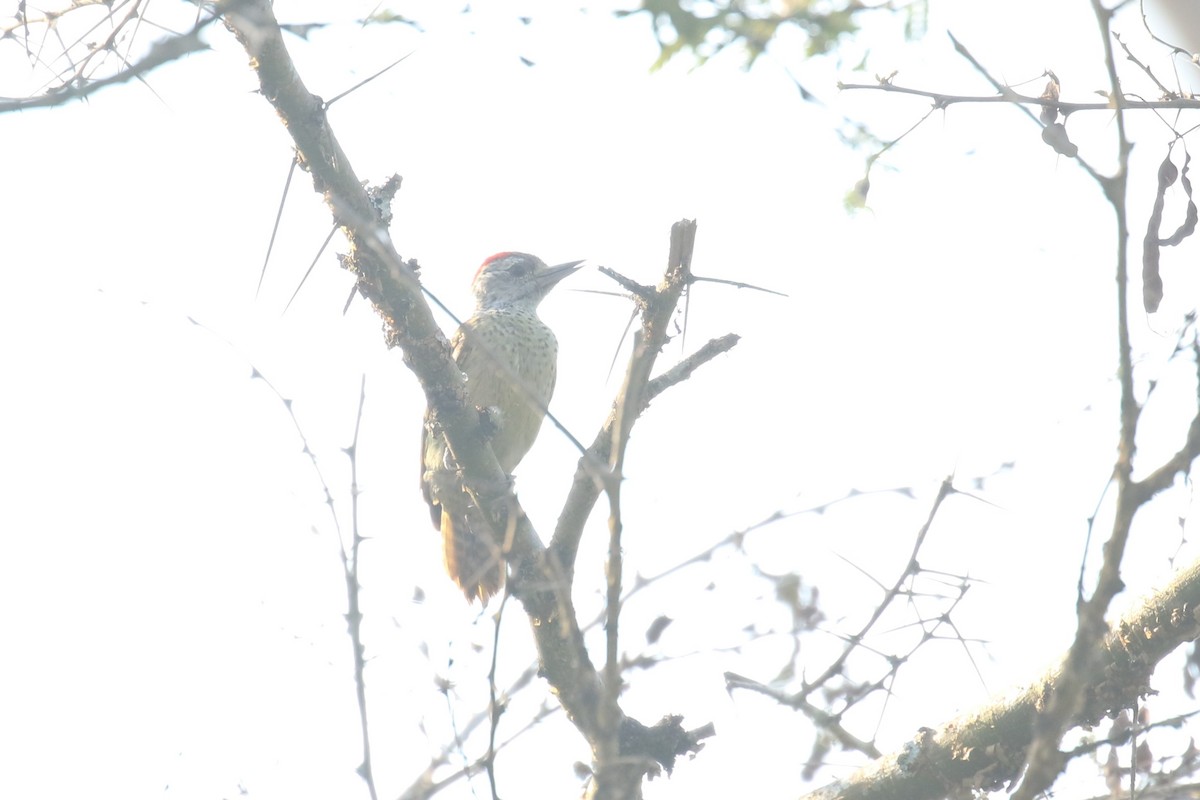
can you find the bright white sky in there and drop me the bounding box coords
[3,1,1200,798]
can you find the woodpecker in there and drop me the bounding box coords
[421,252,582,602]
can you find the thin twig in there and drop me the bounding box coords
[341,376,379,800]
[485,593,510,800]
[598,220,698,792]
[549,333,740,577]
[838,80,1200,112]
[0,1,238,113]
[726,672,883,758]
[803,557,1200,800]
[598,265,655,301]
[798,477,957,703]
[1114,32,1176,98]
[1012,4,1135,796]
[397,702,560,800]
[945,31,1110,187]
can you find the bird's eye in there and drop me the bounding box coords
[509,260,531,276]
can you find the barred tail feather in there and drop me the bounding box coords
[441,509,504,603]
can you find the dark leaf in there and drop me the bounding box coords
[1159,151,1197,247]
[645,615,674,644]
[1143,149,1178,312]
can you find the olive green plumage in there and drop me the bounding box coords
[421,252,581,602]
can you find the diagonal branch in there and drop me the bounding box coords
[803,556,1200,800]
[549,333,740,578]
[222,4,713,795]
[0,1,240,114]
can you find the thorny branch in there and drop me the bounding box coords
[1013,3,1153,797]
[798,478,957,706]
[54,2,1200,798]
[341,378,379,800]
[809,6,1200,798]
[221,3,716,796]
[841,31,1124,188]
[595,221,697,796]
[0,1,242,113]
[406,333,741,794]
[836,81,1200,113]
[726,671,882,760]
[840,8,1200,800]
[803,556,1200,800]
[235,360,378,798]
[549,333,739,579]
[721,478,981,777]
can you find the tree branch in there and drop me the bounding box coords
[549,332,741,579]
[1011,5,1136,796]
[837,81,1200,113]
[0,1,241,114]
[803,556,1200,800]
[222,4,713,795]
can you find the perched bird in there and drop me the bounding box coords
[421,252,582,602]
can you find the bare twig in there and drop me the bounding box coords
[0,1,242,113]
[803,557,1200,800]
[838,80,1200,112]
[340,377,379,800]
[397,702,560,800]
[549,332,741,578]
[1138,1,1196,61]
[486,593,509,800]
[1114,32,1177,99]
[1011,5,1136,798]
[798,478,957,704]
[598,266,655,302]
[946,32,1107,183]
[228,350,377,798]
[726,672,883,759]
[596,221,698,794]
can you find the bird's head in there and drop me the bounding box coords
[471,252,583,310]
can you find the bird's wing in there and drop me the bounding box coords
[420,326,473,530]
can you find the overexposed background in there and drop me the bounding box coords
[3,1,1200,798]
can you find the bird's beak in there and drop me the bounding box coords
[539,259,585,289]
